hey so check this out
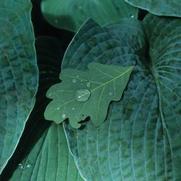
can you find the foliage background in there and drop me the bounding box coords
[1,0,179,180]
[0,0,72,179]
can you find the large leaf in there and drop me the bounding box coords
[45,62,133,128]
[10,124,83,181]
[125,0,181,17]
[62,15,181,180]
[41,0,138,32]
[0,37,64,180]
[143,14,181,180]
[0,0,38,173]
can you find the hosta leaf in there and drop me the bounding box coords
[41,0,138,32]
[45,62,133,128]
[143,14,181,180]
[0,0,38,173]
[0,37,64,180]
[125,0,181,17]
[10,124,83,181]
[62,19,146,70]
[62,16,181,180]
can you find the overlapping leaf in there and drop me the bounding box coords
[143,14,181,180]
[62,15,181,180]
[10,124,83,181]
[41,0,138,32]
[0,0,38,173]
[45,62,133,128]
[125,0,181,17]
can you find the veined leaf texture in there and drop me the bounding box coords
[62,15,181,180]
[0,0,38,173]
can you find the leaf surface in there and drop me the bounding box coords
[62,16,181,180]
[41,0,138,32]
[0,37,64,180]
[10,124,83,181]
[125,0,181,17]
[0,0,38,173]
[45,62,133,128]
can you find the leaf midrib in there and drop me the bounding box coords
[57,67,133,109]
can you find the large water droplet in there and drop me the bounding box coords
[75,89,91,102]
[62,114,66,119]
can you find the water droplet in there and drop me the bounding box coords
[62,114,66,119]
[56,107,60,110]
[131,15,134,18]
[26,164,31,168]
[48,93,52,97]
[72,79,77,83]
[86,82,91,88]
[18,163,24,169]
[72,107,75,111]
[109,92,113,96]
[75,89,91,102]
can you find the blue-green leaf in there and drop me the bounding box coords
[125,0,181,17]
[62,15,181,180]
[0,0,38,173]
[10,124,83,181]
[41,0,138,32]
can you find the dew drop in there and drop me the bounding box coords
[62,114,66,119]
[72,79,77,83]
[86,82,91,88]
[131,15,134,18]
[56,107,60,110]
[109,92,113,96]
[75,89,91,102]
[18,163,24,169]
[48,93,52,97]
[26,164,31,168]
[72,107,75,111]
